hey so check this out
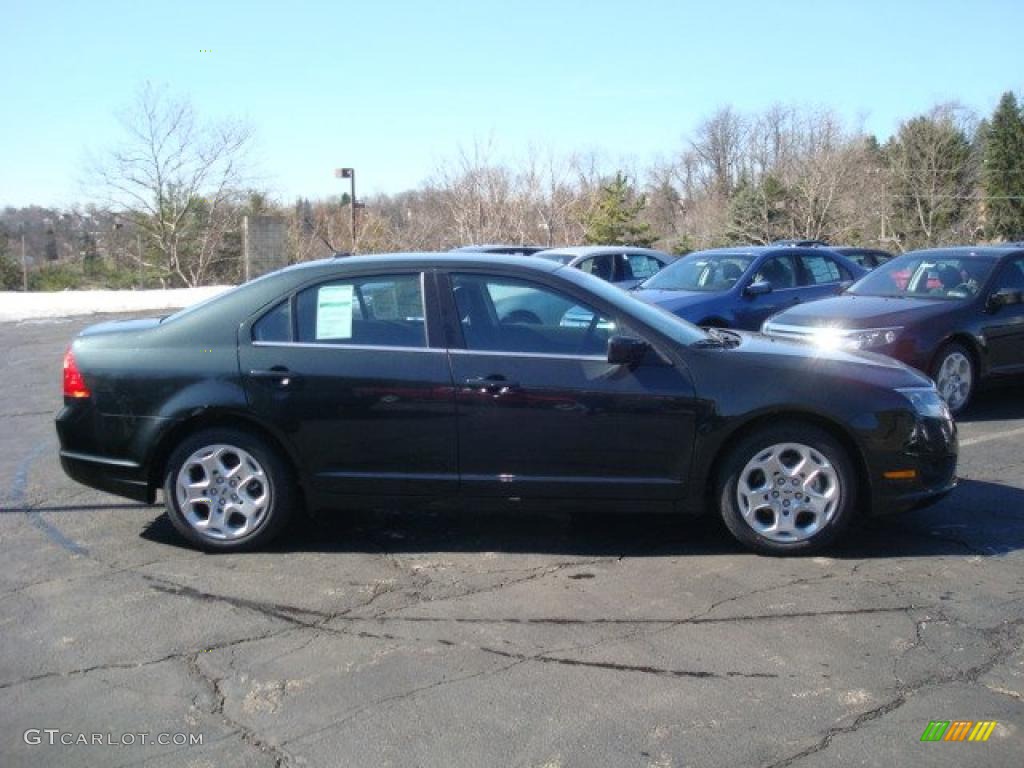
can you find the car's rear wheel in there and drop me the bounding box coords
[931,342,975,415]
[717,424,856,555]
[163,428,295,552]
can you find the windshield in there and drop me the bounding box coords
[640,252,754,292]
[848,255,996,300]
[559,267,709,345]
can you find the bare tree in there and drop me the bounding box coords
[689,106,747,198]
[89,83,254,286]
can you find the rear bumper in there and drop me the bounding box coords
[56,403,158,503]
[59,450,154,503]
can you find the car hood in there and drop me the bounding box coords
[78,317,164,337]
[709,331,932,390]
[632,288,721,314]
[766,294,955,329]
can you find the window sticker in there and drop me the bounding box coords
[316,284,354,340]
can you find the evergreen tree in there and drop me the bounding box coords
[884,109,973,248]
[982,91,1024,240]
[727,174,790,244]
[583,172,655,246]
[0,230,20,289]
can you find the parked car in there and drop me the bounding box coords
[772,240,893,270]
[762,245,1024,414]
[451,244,547,256]
[832,247,895,270]
[632,245,867,329]
[533,246,674,289]
[57,253,956,556]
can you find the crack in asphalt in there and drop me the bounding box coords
[0,627,304,691]
[137,573,918,630]
[476,645,778,680]
[278,657,528,751]
[185,652,292,768]
[144,577,334,627]
[0,409,55,419]
[763,615,1024,768]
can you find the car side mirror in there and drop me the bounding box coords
[987,287,1021,312]
[838,280,854,292]
[744,280,772,297]
[607,335,649,366]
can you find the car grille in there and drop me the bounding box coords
[762,322,816,342]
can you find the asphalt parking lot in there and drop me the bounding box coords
[1,313,1022,768]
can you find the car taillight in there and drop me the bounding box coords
[63,348,91,399]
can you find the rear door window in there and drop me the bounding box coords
[295,274,426,347]
[799,254,844,285]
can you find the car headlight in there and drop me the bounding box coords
[897,387,952,421]
[812,326,902,350]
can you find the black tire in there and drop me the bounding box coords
[163,427,296,552]
[930,341,975,416]
[716,423,857,556]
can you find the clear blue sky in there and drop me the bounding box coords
[2,0,1021,208]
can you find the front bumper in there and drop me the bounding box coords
[867,416,958,515]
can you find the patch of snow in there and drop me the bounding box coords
[0,286,235,323]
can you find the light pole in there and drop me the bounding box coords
[334,167,357,253]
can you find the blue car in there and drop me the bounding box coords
[632,245,868,330]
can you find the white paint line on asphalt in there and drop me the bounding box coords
[959,425,1024,448]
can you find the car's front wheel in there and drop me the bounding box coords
[163,428,295,552]
[931,342,975,416]
[717,424,857,555]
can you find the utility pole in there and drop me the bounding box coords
[20,230,28,292]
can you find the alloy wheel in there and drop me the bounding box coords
[935,351,972,413]
[174,443,272,541]
[735,442,841,543]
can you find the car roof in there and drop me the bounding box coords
[276,252,565,277]
[450,244,544,253]
[534,246,669,257]
[897,245,1024,260]
[683,245,836,257]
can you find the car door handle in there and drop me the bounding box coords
[464,375,520,394]
[249,367,300,388]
